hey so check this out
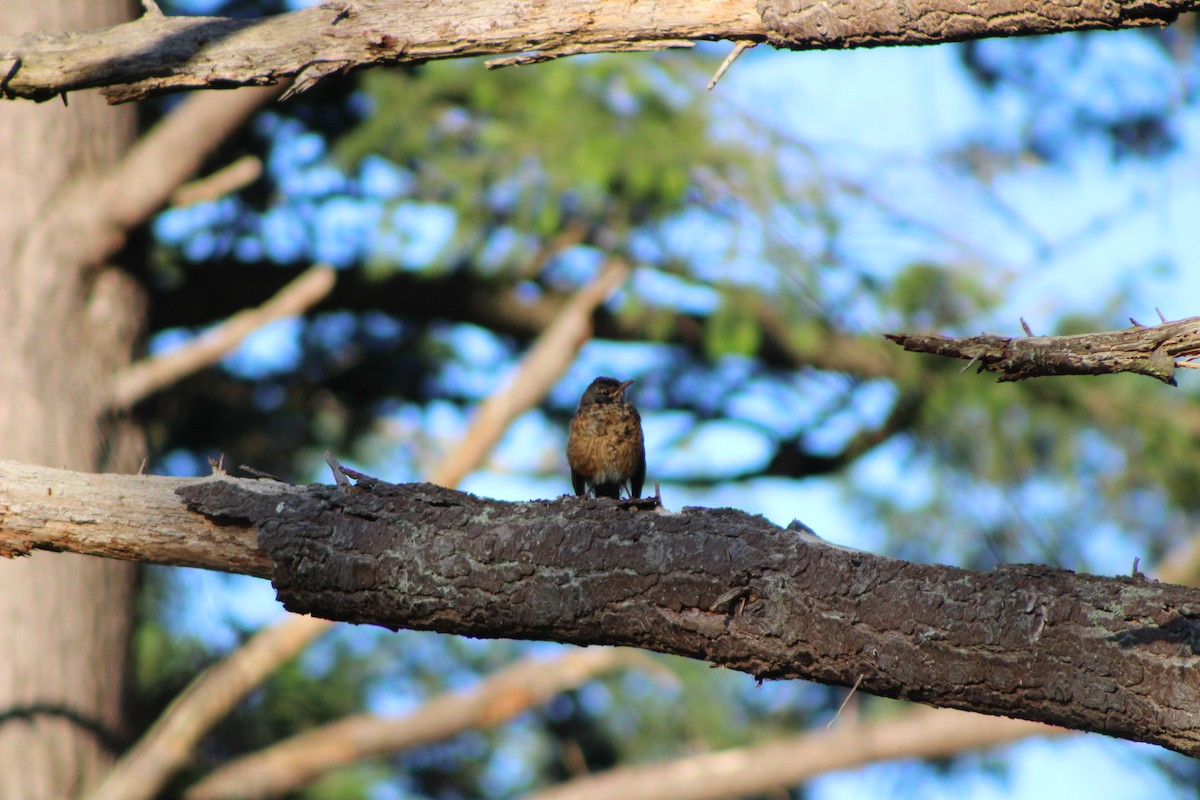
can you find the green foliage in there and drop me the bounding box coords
[888,261,997,329]
[705,288,763,359]
[337,55,734,262]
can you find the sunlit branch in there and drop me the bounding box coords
[885,315,1200,385]
[1,0,1192,103]
[184,649,668,800]
[524,707,1062,800]
[4,460,1200,757]
[84,615,331,800]
[110,265,336,409]
[170,155,263,207]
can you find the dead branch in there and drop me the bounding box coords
[170,155,263,207]
[0,0,1194,104]
[185,648,667,800]
[524,707,1061,800]
[884,315,1200,385]
[0,459,272,576]
[5,460,1200,756]
[85,614,331,800]
[110,265,335,409]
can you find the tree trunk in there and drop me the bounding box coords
[0,1,143,797]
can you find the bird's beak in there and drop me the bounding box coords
[617,379,635,395]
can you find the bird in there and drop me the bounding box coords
[567,376,645,500]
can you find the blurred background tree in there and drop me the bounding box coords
[89,0,1200,797]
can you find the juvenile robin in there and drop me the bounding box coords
[567,376,645,499]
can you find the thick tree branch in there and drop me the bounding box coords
[1,0,1195,104]
[4,460,1200,756]
[885,315,1200,385]
[0,459,272,577]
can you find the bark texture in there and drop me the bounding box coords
[173,475,1200,758]
[0,1,142,796]
[0,460,272,577]
[0,0,1196,103]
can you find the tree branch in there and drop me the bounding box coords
[533,541,1200,800]
[148,264,899,380]
[0,459,271,577]
[1,0,1195,104]
[884,315,1200,385]
[184,648,665,800]
[85,614,331,800]
[4,460,1199,756]
[525,706,1061,800]
[110,264,336,409]
[170,155,263,207]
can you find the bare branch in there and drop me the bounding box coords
[110,265,336,408]
[185,648,667,800]
[428,260,628,488]
[0,460,272,576]
[82,84,283,262]
[170,155,263,207]
[85,614,332,800]
[884,315,1200,385]
[524,707,1061,800]
[1,0,1195,103]
[707,40,756,90]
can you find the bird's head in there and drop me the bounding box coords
[579,376,635,407]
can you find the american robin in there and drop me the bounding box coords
[567,376,645,499]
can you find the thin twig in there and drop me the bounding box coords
[707,40,756,90]
[324,450,352,487]
[110,264,335,408]
[826,674,864,729]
